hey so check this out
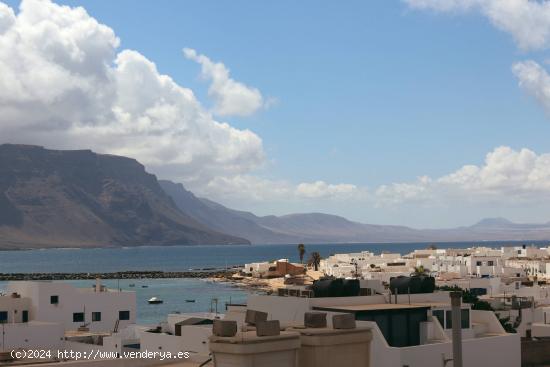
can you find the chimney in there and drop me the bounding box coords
[95,278,101,293]
[450,291,463,367]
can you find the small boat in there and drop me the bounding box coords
[129,284,135,288]
[141,285,148,288]
[148,297,163,304]
[185,299,196,303]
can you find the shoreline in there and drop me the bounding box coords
[207,275,275,293]
[0,270,283,294]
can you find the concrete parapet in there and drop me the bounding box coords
[209,331,301,367]
[290,327,372,367]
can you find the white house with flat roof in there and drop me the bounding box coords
[321,251,411,279]
[6,281,136,333]
[0,292,64,352]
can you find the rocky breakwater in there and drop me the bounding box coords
[0,269,238,281]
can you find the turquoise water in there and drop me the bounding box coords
[0,278,249,324]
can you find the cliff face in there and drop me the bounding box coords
[0,144,249,249]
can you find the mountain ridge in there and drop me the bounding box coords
[2,144,550,249]
[0,144,249,249]
[160,179,550,244]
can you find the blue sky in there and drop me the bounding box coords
[35,0,546,185]
[2,0,550,227]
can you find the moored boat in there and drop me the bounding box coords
[148,297,163,304]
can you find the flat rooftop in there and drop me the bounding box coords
[313,302,446,312]
[65,330,111,338]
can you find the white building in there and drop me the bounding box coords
[432,253,503,278]
[0,292,64,351]
[503,245,549,259]
[246,291,520,367]
[321,251,410,279]
[7,281,136,333]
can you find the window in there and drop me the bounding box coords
[0,311,7,323]
[73,312,84,323]
[445,309,470,329]
[119,311,130,321]
[92,312,101,322]
[50,295,59,304]
[446,310,452,329]
[488,261,494,266]
[22,310,29,323]
[476,261,482,266]
[461,309,470,329]
[432,310,444,328]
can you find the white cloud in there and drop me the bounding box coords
[0,0,264,184]
[183,48,265,117]
[0,3,15,33]
[198,146,550,211]
[375,146,550,205]
[512,60,550,113]
[376,176,433,205]
[404,0,550,51]
[189,146,550,227]
[296,181,359,199]
[200,175,365,202]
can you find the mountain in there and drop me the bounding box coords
[159,180,297,244]
[0,144,249,249]
[440,217,550,241]
[161,180,430,243]
[470,217,516,228]
[161,180,550,244]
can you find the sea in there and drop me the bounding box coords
[1,240,548,324]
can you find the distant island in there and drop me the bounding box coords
[1,144,550,250]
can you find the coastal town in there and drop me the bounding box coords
[3,243,550,366]
[3,0,550,366]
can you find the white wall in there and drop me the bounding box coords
[139,327,210,361]
[398,333,520,367]
[0,321,64,350]
[532,323,550,337]
[0,296,31,323]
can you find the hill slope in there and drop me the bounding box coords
[0,145,248,249]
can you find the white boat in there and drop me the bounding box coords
[148,297,163,304]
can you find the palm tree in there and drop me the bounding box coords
[298,243,306,264]
[411,265,429,276]
[309,251,322,271]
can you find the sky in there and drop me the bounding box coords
[2,0,550,228]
